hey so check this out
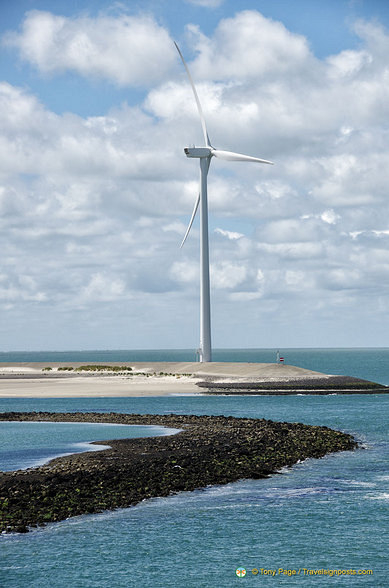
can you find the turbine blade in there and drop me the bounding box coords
[211,149,274,165]
[174,42,211,147]
[180,192,200,248]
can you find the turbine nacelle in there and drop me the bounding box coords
[184,147,212,158]
[184,146,274,165]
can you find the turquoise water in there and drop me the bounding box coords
[0,349,388,587]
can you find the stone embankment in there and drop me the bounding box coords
[0,412,358,533]
[197,375,388,394]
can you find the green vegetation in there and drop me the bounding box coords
[41,366,190,377]
[74,365,133,372]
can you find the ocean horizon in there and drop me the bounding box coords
[1,347,389,385]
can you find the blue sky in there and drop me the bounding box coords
[2,0,389,115]
[0,0,389,350]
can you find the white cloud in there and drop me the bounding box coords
[214,228,244,240]
[1,8,389,347]
[170,261,199,284]
[163,221,187,234]
[326,49,372,78]
[211,261,247,289]
[80,273,126,302]
[3,10,176,86]
[0,273,47,303]
[320,209,340,225]
[301,209,340,225]
[188,11,311,79]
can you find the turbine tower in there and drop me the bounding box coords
[175,42,273,362]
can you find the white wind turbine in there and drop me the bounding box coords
[175,42,273,362]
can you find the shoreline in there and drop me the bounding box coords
[0,411,358,533]
[0,362,387,397]
[0,375,201,397]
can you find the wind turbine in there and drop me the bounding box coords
[175,42,273,362]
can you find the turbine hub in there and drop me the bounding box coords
[184,147,212,158]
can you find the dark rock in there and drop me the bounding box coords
[0,412,358,533]
[197,375,388,394]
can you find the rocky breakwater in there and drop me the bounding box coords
[0,412,358,533]
[197,375,388,394]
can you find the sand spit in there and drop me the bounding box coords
[0,362,386,396]
[0,411,357,533]
[0,361,322,378]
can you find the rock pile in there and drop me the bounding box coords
[197,375,388,394]
[0,412,357,533]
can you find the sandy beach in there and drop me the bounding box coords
[0,362,324,398]
[1,361,385,397]
[0,375,201,398]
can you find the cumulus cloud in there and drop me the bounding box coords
[1,8,389,348]
[211,261,247,289]
[80,273,126,303]
[187,11,312,79]
[3,10,176,86]
[214,228,244,240]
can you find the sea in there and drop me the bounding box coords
[0,348,388,587]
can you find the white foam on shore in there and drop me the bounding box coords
[1,422,181,471]
[28,441,112,470]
